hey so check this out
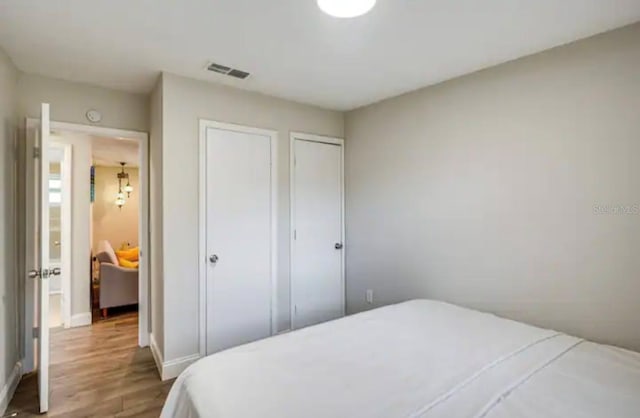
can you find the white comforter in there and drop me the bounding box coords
[161,300,640,418]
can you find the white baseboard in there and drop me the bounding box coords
[0,360,22,416]
[149,333,164,378]
[162,353,200,381]
[138,331,150,348]
[149,334,200,381]
[70,312,92,328]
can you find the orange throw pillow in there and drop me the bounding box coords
[116,247,139,262]
[118,257,139,269]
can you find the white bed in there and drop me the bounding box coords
[161,300,640,418]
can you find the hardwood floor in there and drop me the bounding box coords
[6,312,173,418]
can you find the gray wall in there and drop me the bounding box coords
[0,47,19,412]
[160,73,344,361]
[17,73,149,132]
[345,23,640,351]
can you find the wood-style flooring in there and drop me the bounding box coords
[6,312,173,418]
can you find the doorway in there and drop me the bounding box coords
[90,136,142,323]
[290,132,345,330]
[24,118,150,378]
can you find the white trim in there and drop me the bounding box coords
[49,142,73,328]
[25,118,150,348]
[23,121,37,373]
[149,333,164,377]
[136,124,151,348]
[48,121,148,141]
[161,354,201,381]
[0,361,22,416]
[291,131,344,146]
[289,132,346,330]
[198,121,207,358]
[271,130,279,334]
[150,333,200,381]
[69,312,92,327]
[198,119,279,357]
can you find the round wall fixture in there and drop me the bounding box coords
[86,109,102,123]
[317,0,376,18]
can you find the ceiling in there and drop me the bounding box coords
[91,136,139,167]
[0,1,639,110]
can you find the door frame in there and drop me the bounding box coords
[289,132,345,330]
[198,119,279,357]
[49,141,73,328]
[23,119,150,372]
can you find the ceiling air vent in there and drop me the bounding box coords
[206,62,251,80]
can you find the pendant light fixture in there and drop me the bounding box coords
[115,162,133,209]
[317,0,376,18]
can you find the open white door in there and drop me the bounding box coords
[27,103,56,413]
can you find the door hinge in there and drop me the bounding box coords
[294,305,298,315]
[33,146,40,159]
[32,327,40,338]
[293,229,297,240]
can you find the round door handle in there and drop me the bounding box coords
[50,267,61,276]
[334,243,343,250]
[28,269,41,279]
[209,254,219,264]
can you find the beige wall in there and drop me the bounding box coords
[92,166,139,251]
[345,23,640,351]
[0,47,19,413]
[160,73,344,361]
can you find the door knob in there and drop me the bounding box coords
[209,254,219,264]
[50,267,61,276]
[334,243,343,250]
[28,269,41,278]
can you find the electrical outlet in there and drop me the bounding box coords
[366,289,374,304]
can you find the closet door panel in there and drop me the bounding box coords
[205,127,272,354]
[292,138,344,329]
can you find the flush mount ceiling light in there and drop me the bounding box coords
[317,0,376,18]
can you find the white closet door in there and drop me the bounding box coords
[205,127,273,354]
[292,138,344,329]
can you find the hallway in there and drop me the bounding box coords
[6,313,172,417]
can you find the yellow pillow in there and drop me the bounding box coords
[118,257,139,269]
[116,247,139,262]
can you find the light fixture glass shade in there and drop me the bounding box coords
[115,197,125,206]
[124,184,133,193]
[117,191,125,199]
[317,0,376,18]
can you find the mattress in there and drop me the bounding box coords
[161,300,640,418]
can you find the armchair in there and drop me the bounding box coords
[95,240,138,317]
